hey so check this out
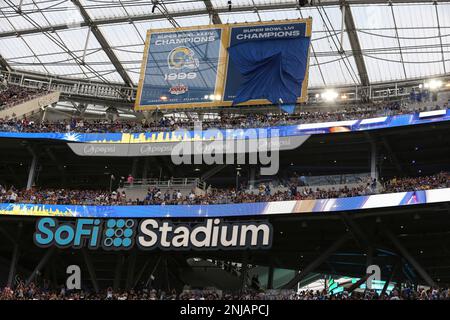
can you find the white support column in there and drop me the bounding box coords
[26,247,55,286]
[81,27,91,65]
[7,244,20,287]
[370,142,378,181]
[142,158,149,183]
[131,158,138,180]
[339,3,346,53]
[26,152,38,190]
[249,166,256,190]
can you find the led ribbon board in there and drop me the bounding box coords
[135,19,312,110]
[1,188,449,218]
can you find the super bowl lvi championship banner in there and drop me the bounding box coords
[135,19,312,110]
[223,21,311,105]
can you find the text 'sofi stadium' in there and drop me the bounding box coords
[0,0,449,300]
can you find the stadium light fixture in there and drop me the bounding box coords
[424,79,442,90]
[160,96,168,101]
[340,94,347,100]
[321,89,338,102]
[118,114,136,118]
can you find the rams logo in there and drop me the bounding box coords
[167,47,199,70]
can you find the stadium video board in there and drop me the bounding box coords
[135,19,312,110]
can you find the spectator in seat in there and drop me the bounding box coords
[127,174,134,186]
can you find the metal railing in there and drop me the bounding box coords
[249,173,373,189]
[124,177,206,190]
[2,69,448,110]
[1,70,135,102]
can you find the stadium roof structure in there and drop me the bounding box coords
[0,0,449,92]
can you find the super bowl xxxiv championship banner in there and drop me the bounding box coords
[34,218,273,251]
[135,19,312,110]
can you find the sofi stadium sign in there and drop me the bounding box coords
[33,218,273,251]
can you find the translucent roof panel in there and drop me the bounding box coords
[0,36,49,74]
[79,0,206,20]
[351,2,449,83]
[297,6,359,87]
[393,4,445,78]
[0,27,123,82]
[218,11,261,24]
[437,2,450,74]
[0,1,449,89]
[211,0,297,9]
[0,0,84,33]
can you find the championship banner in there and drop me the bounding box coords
[224,22,310,105]
[135,25,226,110]
[135,19,312,110]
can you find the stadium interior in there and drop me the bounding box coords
[0,0,449,301]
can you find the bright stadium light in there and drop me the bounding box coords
[424,79,442,90]
[215,94,221,100]
[209,94,215,100]
[321,89,338,102]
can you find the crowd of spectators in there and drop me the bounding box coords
[1,283,449,300]
[0,172,448,206]
[0,186,127,205]
[0,101,444,134]
[383,172,450,193]
[0,81,48,111]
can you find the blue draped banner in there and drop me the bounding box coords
[225,23,311,105]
